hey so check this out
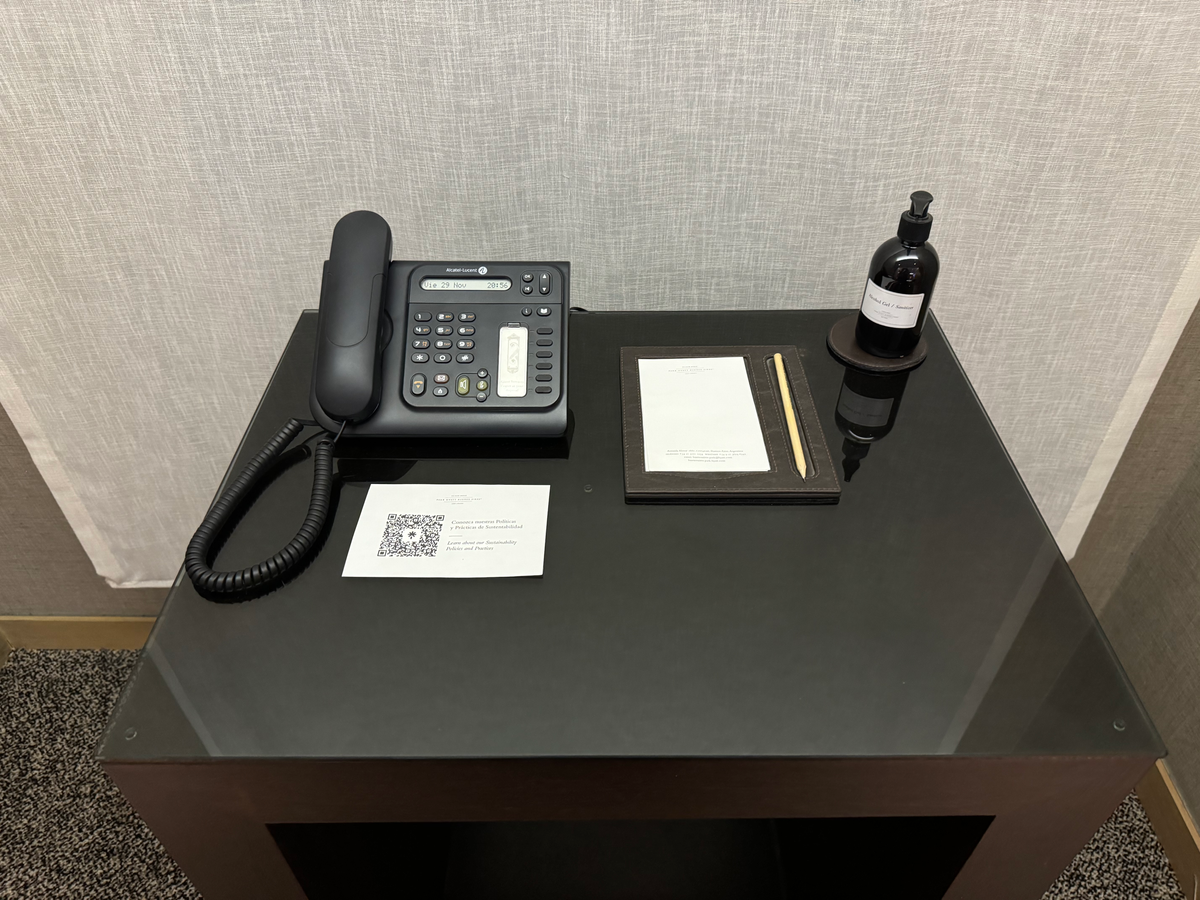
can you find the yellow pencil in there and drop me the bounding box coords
[773,353,807,479]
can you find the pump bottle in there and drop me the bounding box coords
[855,192,940,358]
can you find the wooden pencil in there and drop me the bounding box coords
[773,352,807,479]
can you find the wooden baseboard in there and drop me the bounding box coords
[1139,759,1200,898]
[0,616,155,651]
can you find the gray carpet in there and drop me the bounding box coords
[0,649,1187,899]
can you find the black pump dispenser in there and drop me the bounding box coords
[854,191,941,358]
[897,191,933,244]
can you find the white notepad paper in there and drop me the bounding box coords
[343,483,551,578]
[638,357,770,473]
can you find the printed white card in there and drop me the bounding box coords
[343,483,551,578]
[638,356,770,472]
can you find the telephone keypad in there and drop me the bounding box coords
[402,264,563,411]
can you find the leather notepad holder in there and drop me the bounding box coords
[620,346,840,504]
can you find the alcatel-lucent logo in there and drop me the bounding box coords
[443,265,487,274]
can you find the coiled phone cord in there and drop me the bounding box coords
[184,418,339,599]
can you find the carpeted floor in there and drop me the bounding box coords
[0,649,1187,899]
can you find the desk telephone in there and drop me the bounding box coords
[185,210,570,599]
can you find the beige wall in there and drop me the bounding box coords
[1073,297,1200,821]
[0,403,165,616]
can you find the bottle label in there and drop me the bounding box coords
[860,279,924,329]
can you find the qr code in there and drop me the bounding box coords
[378,514,444,558]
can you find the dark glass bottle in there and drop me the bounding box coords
[855,191,940,358]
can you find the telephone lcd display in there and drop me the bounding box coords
[420,278,511,291]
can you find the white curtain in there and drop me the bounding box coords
[2,1,1199,586]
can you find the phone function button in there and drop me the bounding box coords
[456,375,471,396]
[457,339,474,350]
[414,312,432,322]
[536,327,553,335]
[434,373,450,384]
[433,353,452,364]
[535,386,552,394]
[539,273,551,294]
[412,339,430,349]
[536,350,553,359]
[536,339,553,346]
[535,374,552,382]
[410,374,426,395]
[476,392,488,402]
[458,326,475,336]
[413,325,431,335]
[434,340,452,350]
[476,380,488,392]
[536,362,553,370]
[522,285,534,295]
[521,306,533,316]
[411,352,429,363]
[432,386,449,397]
[536,306,552,316]
[457,353,474,363]
[522,272,534,282]
[476,368,488,379]
[436,312,454,322]
[459,312,475,322]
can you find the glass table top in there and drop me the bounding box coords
[99,310,1162,762]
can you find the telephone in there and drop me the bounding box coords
[184,210,570,599]
[312,210,568,438]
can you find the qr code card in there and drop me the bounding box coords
[343,483,551,578]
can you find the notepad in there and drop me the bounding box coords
[637,357,771,472]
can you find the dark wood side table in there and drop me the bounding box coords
[99,310,1162,900]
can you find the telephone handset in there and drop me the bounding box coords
[185,210,569,599]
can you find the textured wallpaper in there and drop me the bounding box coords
[2,1,1199,585]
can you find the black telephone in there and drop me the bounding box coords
[184,210,570,599]
[312,210,568,438]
